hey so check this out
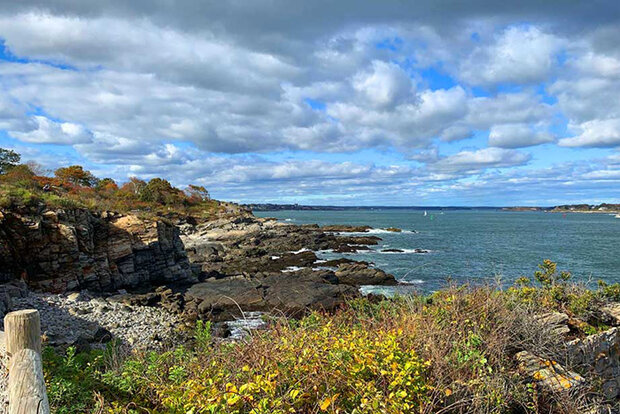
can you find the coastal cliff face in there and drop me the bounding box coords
[0,206,395,321]
[0,207,195,292]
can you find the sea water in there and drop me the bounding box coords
[254,209,620,292]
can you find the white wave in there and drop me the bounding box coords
[284,218,294,222]
[400,279,425,285]
[339,228,417,235]
[377,248,431,254]
[281,266,304,273]
[314,259,327,263]
[225,312,267,340]
[271,256,281,260]
[289,248,312,254]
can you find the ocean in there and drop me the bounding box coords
[254,209,620,292]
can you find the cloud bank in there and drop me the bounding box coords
[0,1,619,205]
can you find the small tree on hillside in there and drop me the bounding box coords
[54,165,98,187]
[1,164,35,185]
[120,177,147,196]
[25,160,50,176]
[140,178,184,205]
[96,177,119,193]
[0,148,21,174]
[186,184,210,202]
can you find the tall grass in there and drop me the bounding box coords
[43,275,619,413]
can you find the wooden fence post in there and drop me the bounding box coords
[4,309,50,414]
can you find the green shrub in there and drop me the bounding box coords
[194,319,212,352]
[42,346,104,413]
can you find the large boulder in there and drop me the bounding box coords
[183,270,359,321]
[335,262,397,286]
[262,272,358,316]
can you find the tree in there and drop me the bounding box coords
[120,177,146,196]
[140,178,184,205]
[186,185,210,202]
[54,165,98,187]
[96,177,118,193]
[25,161,50,176]
[0,148,21,174]
[1,164,35,184]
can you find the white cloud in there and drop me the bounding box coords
[430,147,531,173]
[352,60,415,109]
[0,3,619,204]
[10,115,93,145]
[559,119,620,148]
[466,92,553,127]
[488,123,554,148]
[583,169,620,180]
[460,26,562,85]
[571,52,620,78]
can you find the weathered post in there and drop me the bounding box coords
[4,309,50,414]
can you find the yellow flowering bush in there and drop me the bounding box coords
[44,262,611,413]
[124,309,430,413]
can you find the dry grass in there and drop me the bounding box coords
[44,278,617,413]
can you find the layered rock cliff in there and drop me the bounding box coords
[0,207,195,292]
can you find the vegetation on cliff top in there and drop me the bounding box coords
[43,262,620,413]
[0,148,228,218]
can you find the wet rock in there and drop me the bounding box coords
[185,277,264,321]
[184,269,359,320]
[320,225,373,232]
[382,249,404,253]
[273,251,318,269]
[320,258,355,267]
[262,272,358,316]
[333,245,370,253]
[385,227,402,232]
[335,263,397,286]
[337,236,381,246]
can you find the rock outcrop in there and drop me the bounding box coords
[568,327,620,400]
[0,205,405,345]
[182,270,358,321]
[335,262,397,286]
[0,207,195,292]
[535,311,571,336]
[515,351,585,393]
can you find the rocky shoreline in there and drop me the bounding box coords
[0,206,405,350]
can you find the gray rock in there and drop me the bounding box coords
[335,262,397,286]
[601,303,620,326]
[536,311,570,336]
[515,351,585,394]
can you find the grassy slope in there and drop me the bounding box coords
[44,265,620,414]
[0,178,229,221]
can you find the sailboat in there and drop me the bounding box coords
[423,211,427,217]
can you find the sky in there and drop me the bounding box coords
[0,1,619,206]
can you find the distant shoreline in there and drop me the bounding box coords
[248,204,507,211]
[247,203,619,213]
